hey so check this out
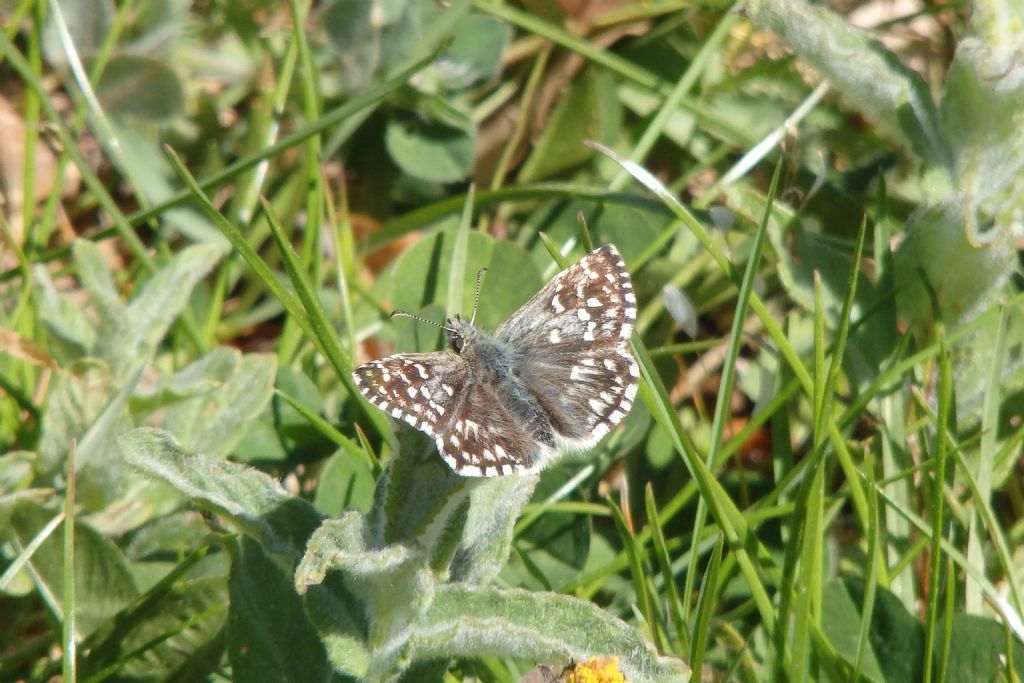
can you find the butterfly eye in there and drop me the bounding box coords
[448,332,464,352]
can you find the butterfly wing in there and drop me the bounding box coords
[353,353,551,476]
[434,381,554,476]
[495,244,639,448]
[352,352,466,438]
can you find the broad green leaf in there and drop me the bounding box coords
[940,38,1024,246]
[518,66,622,182]
[33,265,98,360]
[9,500,138,638]
[295,511,420,589]
[228,538,338,683]
[295,513,423,678]
[969,0,1024,49]
[95,54,186,122]
[119,427,323,567]
[410,584,690,683]
[943,614,1024,682]
[385,108,476,183]
[0,451,35,494]
[37,361,123,478]
[130,347,241,413]
[73,238,124,326]
[322,0,421,91]
[314,450,375,516]
[162,352,277,459]
[366,428,470,548]
[387,230,542,332]
[893,202,1015,328]
[301,570,372,679]
[84,575,228,681]
[72,362,144,511]
[471,239,545,331]
[115,242,223,373]
[519,199,664,270]
[435,13,509,90]
[821,577,923,683]
[450,473,537,584]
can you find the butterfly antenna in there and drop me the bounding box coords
[389,310,444,329]
[469,267,487,326]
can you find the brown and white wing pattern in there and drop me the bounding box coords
[496,244,639,448]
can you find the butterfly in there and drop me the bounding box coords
[352,244,639,476]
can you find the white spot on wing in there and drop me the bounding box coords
[577,309,591,321]
[586,297,602,307]
[549,328,562,343]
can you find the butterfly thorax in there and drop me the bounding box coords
[444,315,518,380]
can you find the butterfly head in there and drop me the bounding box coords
[443,314,480,353]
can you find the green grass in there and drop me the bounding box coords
[1,1,1023,682]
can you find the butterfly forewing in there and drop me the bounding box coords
[496,245,636,351]
[352,353,466,437]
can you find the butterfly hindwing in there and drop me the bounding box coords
[433,381,553,476]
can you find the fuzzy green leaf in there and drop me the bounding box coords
[893,202,1015,327]
[41,0,113,65]
[940,38,1024,245]
[742,0,949,167]
[36,361,126,480]
[227,538,339,682]
[130,347,241,413]
[32,266,98,359]
[161,352,277,460]
[8,501,138,638]
[410,584,689,683]
[116,242,223,370]
[119,427,323,567]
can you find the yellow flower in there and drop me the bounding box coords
[564,656,628,683]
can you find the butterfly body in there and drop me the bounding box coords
[353,244,639,476]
